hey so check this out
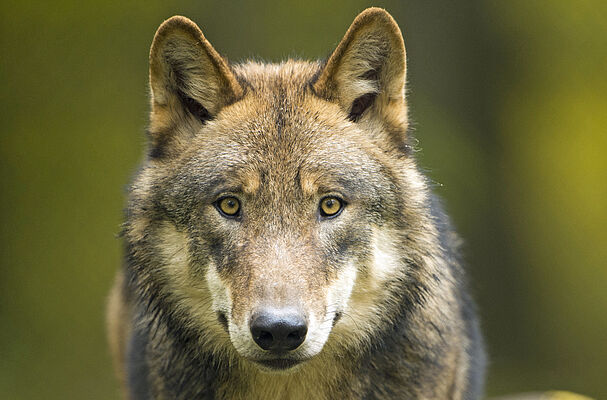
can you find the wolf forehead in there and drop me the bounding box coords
[203,61,373,156]
[152,62,397,197]
[177,60,388,155]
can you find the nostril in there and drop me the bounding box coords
[253,329,274,351]
[284,325,307,350]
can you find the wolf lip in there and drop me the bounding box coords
[254,358,302,370]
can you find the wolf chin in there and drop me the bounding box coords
[107,7,486,399]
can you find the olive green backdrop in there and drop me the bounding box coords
[1,1,606,398]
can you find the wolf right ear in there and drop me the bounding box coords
[148,16,242,158]
[313,8,408,147]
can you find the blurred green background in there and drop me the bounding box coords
[1,1,606,398]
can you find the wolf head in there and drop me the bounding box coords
[126,8,438,372]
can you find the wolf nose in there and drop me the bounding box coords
[250,310,308,352]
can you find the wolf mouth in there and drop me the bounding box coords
[253,358,303,371]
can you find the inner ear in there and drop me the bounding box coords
[347,67,382,122]
[348,93,377,122]
[178,91,212,124]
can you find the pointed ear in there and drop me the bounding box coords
[147,16,242,157]
[313,8,408,142]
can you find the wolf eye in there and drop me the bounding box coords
[216,197,241,217]
[319,197,344,218]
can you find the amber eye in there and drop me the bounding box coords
[319,197,344,218]
[217,197,241,217]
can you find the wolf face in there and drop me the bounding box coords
[122,10,425,372]
[113,9,485,400]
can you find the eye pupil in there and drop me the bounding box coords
[218,197,240,217]
[320,197,343,218]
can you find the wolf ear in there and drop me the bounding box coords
[313,8,408,143]
[148,16,242,157]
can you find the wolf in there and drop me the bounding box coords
[107,7,486,400]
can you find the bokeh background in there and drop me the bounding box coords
[1,1,606,398]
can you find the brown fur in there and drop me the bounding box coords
[108,8,485,399]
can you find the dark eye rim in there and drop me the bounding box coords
[214,196,242,218]
[319,196,346,219]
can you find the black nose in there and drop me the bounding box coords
[250,309,308,352]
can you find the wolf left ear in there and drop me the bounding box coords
[313,8,408,143]
[147,16,243,157]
